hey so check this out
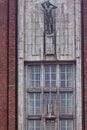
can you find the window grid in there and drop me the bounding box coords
[27,64,75,130]
[29,66,41,88]
[29,93,41,115]
[60,120,73,130]
[46,120,55,130]
[60,93,73,115]
[60,65,73,88]
[28,120,41,130]
[45,65,56,88]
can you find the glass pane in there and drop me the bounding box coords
[35,94,40,114]
[60,66,65,73]
[60,93,73,114]
[35,66,40,73]
[51,65,56,72]
[60,65,73,88]
[29,93,40,115]
[28,120,34,130]
[29,81,34,88]
[46,120,55,130]
[60,120,73,130]
[67,72,72,87]
[29,94,34,115]
[51,74,56,80]
[29,66,40,88]
[60,73,65,80]
[28,120,41,130]
[36,120,40,130]
[51,81,56,87]
[35,74,40,80]
[45,74,50,80]
[67,66,72,72]
[51,93,56,101]
[29,66,34,73]
[67,120,73,130]
[61,80,66,88]
[45,66,50,72]
[35,81,40,87]
[45,81,50,88]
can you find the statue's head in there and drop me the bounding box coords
[46,1,50,8]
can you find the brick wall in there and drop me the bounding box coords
[0,0,17,130]
[83,0,87,130]
[0,1,8,129]
[8,0,17,130]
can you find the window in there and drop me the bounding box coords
[28,93,41,115]
[60,120,73,130]
[29,66,41,88]
[60,65,73,88]
[60,93,73,115]
[45,65,56,88]
[46,120,55,130]
[28,120,41,130]
[26,64,75,130]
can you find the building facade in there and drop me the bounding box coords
[0,0,87,130]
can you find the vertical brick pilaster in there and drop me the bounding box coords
[0,1,8,130]
[8,0,17,130]
[0,0,17,130]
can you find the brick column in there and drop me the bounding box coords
[0,1,8,130]
[8,0,17,130]
[0,0,17,130]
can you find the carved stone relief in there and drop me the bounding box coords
[25,0,79,60]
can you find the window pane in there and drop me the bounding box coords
[28,120,41,130]
[61,80,66,88]
[35,74,40,80]
[51,65,56,72]
[45,81,50,88]
[45,65,56,88]
[28,120,34,130]
[35,81,40,88]
[60,93,73,114]
[28,93,40,115]
[45,74,50,80]
[60,120,73,130]
[29,66,41,88]
[51,81,56,87]
[60,65,73,88]
[46,120,55,130]
[35,66,40,73]
[45,66,50,72]
[29,94,34,115]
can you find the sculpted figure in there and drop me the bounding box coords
[42,1,57,34]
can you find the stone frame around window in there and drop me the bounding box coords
[25,62,75,130]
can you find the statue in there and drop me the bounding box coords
[42,1,57,34]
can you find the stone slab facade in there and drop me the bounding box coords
[0,0,87,130]
[83,0,87,129]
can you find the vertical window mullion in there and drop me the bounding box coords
[66,120,67,130]
[34,120,35,130]
[34,67,35,88]
[34,94,35,115]
[66,93,68,114]
[50,66,51,88]
[65,67,67,88]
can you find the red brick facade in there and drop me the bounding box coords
[0,0,17,130]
